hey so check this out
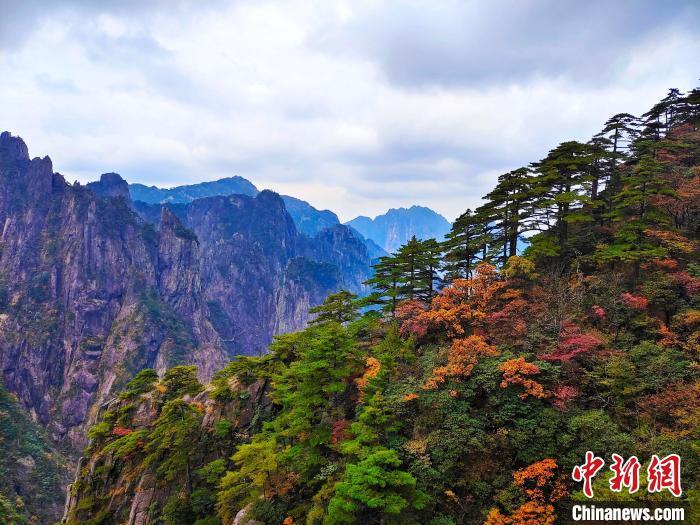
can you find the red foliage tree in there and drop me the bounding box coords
[543,321,604,362]
[671,271,700,297]
[396,300,430,339]
[620,292,649,310]
[551,385,578,411]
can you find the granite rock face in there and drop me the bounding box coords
[135,191,373,356]
[0,132,374,456]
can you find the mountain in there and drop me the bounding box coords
[129,176,258,203]
[128,176,388,257]
[128,177,340,237]
[279,195,340,237]
[0,132,373,470]
[346,205,451,253]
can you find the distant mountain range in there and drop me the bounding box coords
[346,205,451,253]
[127,177,449,256]
[130,176,259,203]
[130,177,340,238]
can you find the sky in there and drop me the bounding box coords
[0,0,698,222]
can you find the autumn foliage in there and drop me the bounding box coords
[423,335,499,390]
[544,321,604,361]
[355,356,381,400]
[620,292,649,310]
[499,357,546,399]
[485,459,563,525]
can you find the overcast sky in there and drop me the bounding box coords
[0,0,698,221]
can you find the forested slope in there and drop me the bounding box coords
[60,86,700,525]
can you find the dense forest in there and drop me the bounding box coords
[50,85,700,524]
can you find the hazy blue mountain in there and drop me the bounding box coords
[128,177,389,256]
[129,176,259,203]
[346,227,387,260]
[279,195,340,237]
[346,205,451,253]
[129,177,339,237]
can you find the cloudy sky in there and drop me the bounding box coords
[0,0,698,221]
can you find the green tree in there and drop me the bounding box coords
[0,493,25,525]
[162,365,203,401]
[395,236,426,301]
[120,368,158,399]
[144,399,203,488]
[310,290,359,325]
[365,255,403,316]
[443,209,486,280]
[528,141,595,256]
[414,238,443,302]
[596,140,676,266]
[480,167,534,264]
[325,449,429,524]
[219,321,363,517]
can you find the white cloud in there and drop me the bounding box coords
[0,0,698,222]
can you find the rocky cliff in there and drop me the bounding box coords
[0,131,373,461]
[61,366,274,525]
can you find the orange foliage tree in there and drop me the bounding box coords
[484,459,564,525]
[423,263,504,338]
[499,357,546,399]
[355,356,381,401]
[423,335,499,390]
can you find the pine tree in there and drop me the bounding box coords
[596,137,676,265]
[641,88,684,140]
[364,255,403,316]
[595,113,639,199]
[366,237,443,312]
[682,87,700,128]
[395,236,424,301]
[443,209,484,280]
[481,167,534,264]
[144,399,203,489]
[528,141,595,256]
[309,290,359,325]
[162,365,203,401]
[416,238,443,301]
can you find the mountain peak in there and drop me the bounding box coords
[87,172,130,200]
[129,175,258,204]
[0,131,30,164]
[346,205,450,253]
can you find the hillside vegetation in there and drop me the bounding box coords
[59,85,700,525]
